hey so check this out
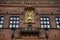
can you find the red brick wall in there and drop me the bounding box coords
[0,4,60,40]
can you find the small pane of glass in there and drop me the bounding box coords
[47,18,49,20]
[16,21,19,23]
[9,25,12,28]
[44,25,46,28]
[40,18,43,20]
[0,25,2,28]
[56,21,59,24]
[47,21,49,24]
[16,25,18,28]
[56,18,58,20]
[47,25,50,28]
[41,21,43,24]
[59,18,60,20]
[13,21,16,23]
[57,25,60,28]
[17,18,19,20]
[0,21,3,23]
[44,21,46,24]
[14,18,16,20]
[41,25,43,28]
[10,21,12,23]
[1,17,4,20]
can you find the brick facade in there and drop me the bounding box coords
[0,0,60,40]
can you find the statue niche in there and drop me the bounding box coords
[25,7,35,23]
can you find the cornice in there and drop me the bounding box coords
[0,4,60,8]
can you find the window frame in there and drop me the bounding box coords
[40,17,51,28]
[9,16,20,28]
[55,17,60,28]
[0,16,4,28]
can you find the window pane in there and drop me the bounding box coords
[47,21,49,24]
[10,18,13,20]
[56,21,59,24]
[56,18,58,20]
[41,21,43,24]
[13,21,16,23]
[10,21,12,23]
[44,25,46,28]
[16,25,18,28]
[59,18,60,20]
[57,25,60,28]
[47,18,49,20]
[14,18,16,20]
[44,21,46,24]
[16,21,19,23]
[44,18,46,20]
[0,21,3,23]
[1,17,4,20]
[47,25,50,28]
[40,18,43,20]
[0,25,2,28]
[9,25,12,28]
[41,25,43,28]
[17,18,19,20]
[13,25,15,27]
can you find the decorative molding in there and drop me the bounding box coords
[0,1,60,4]
[0,4,60,8]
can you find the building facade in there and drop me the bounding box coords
[0,0,60,40]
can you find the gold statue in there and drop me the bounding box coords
[25,10,34,23]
